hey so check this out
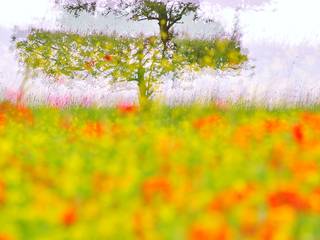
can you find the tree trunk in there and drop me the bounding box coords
[137,66,148,106]
[138,81,149,107]
[159,18,170,53]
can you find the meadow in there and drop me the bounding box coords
[0,102,320,239]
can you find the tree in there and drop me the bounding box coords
[16,30,187,103]
[17,0,271,105]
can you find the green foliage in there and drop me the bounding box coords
[16,30,247,100]
[175,37,248,69]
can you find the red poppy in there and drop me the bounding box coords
[103,54,113,62]
[292,124,304,144]
[267,190,310,211]
[62,207,77,227]
[117,103,138,114]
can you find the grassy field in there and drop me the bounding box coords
[0,102,320,239]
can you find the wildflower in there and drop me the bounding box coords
[209,184,255,213]
[0,113,5,127]
[117,103,138,114]
[62,207,77,227]
[189,227,212,240]
[0,180,5,204]
[267,190,310,211]
[103,54,113,62]
[142,177,172,203]
[290,160,318,180]
[83,122,104,138]
[292,124,304,144]
[264,119,283,133]
[0,234,12,240]
[132,212,144,239]
[189,225,231,240]
[16,105,34,124]
[301,112,320,131]
[156,135,181,160]
[193,115,221,130]
[310,187,320,213]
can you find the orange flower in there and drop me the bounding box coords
[264,119,284,133]
[267,190,310,211]
[61,207,77,227]
[0,234,12,240]
[0,180,5,205]
[142,177,172,203]
[189,225,231,240]
[103,54,113,62]
[209,183,255,213]
[132,212,144,239]
[0,113,5,127]
[193,115,221,130]
[189,227,212,240]
[301,112,320,131]
[83,122,104,138]
[310,187,320,213]
[290,160,318,180]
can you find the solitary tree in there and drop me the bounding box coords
[16,0,271,105]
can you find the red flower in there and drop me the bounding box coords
[103,54,113,62]
[62,208,77,227]
[267,190,310,211]
[117,103,138,114]
[292,124,304,144]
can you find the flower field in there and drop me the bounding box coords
[0,102,320,239]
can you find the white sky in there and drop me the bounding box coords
[0,0,319,45]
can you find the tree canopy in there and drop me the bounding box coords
[57,0,271,51]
